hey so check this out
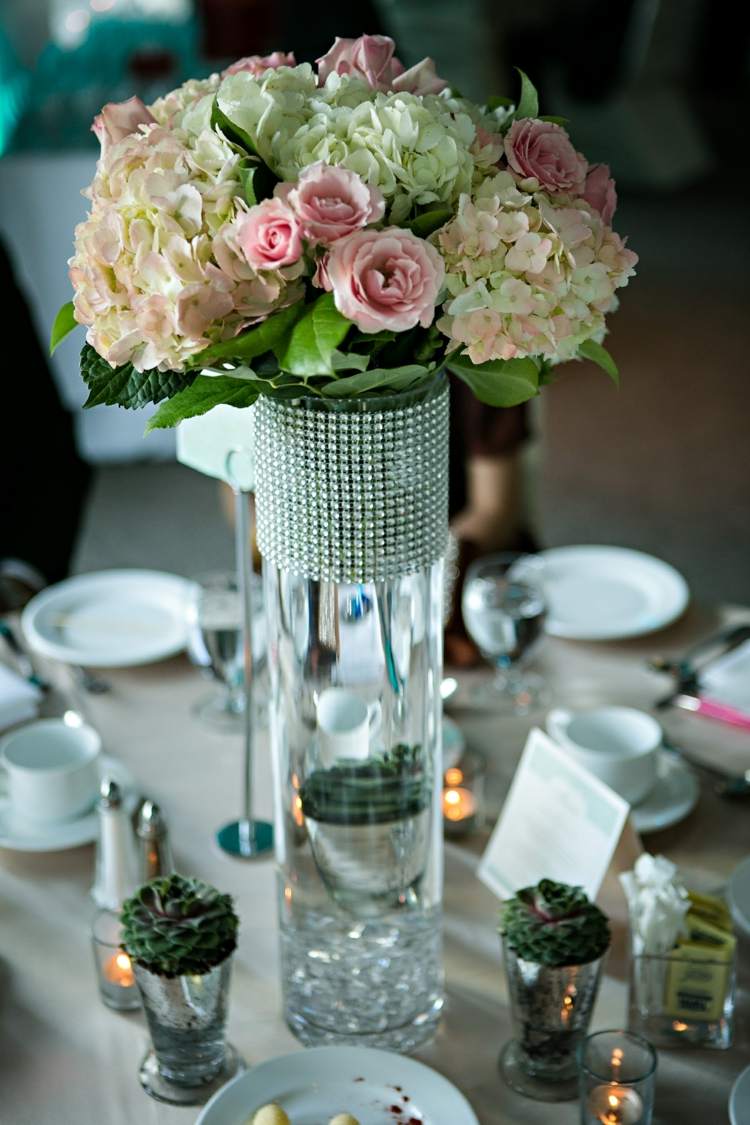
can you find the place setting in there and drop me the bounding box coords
[1,16,748,1125]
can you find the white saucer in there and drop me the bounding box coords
[630,752,699,834]
[0,755,136,852]
[539,546,689,640]
[22,569,195,668]
[728,855,750,937]
[197,1045,478,1125]
[729,1064,750,1125]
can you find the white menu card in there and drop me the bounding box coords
[478,728,630,901]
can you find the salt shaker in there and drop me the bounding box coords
[91,778,139,909]
[136,799,173,881]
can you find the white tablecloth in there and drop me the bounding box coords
[1,602,747,1124]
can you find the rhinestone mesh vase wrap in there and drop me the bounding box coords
[254,373,449,1051]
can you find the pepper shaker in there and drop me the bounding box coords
[136,799,173,881]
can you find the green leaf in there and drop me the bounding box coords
[513,68,539,121]
[80,344,195,409]
[211,97,257,155]
[578,338,619,385]
[539,115,569,126]
[329,349,370,373]
[278,292,351,376]
[50,301,78,355]
[320,364,432,397]
[486,95,513,111]
[406,207,453,238]
[145,374,260,431]
[237,158,279,206]
[193,304,304,367]
[447,355,539,406]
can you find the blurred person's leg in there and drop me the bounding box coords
[1,238,90,608]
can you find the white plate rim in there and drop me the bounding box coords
[21,568,195,667]
[630,752,699,834]
[728,856,750,938]
[539,545,689,641]
[0,754,135,852]
[197,1045,479,1125]
[729,1063,750,1125]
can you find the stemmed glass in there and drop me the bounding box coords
[187,571,264,730]
[461,553,547,713]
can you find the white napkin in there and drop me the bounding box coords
[701,639,750,712]
[619,853,691,955]
[0,664,42,731]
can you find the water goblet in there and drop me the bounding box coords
[461,553,547,713]
[187,571,263,731]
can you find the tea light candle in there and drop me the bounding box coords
[91,909,140,1011]
[588,1085,644,1124]
[442,750,485,837]
[103,950,135,989]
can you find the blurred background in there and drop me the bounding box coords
[1,0,748,603]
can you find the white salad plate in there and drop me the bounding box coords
[538,546,689,641]
[21,569,195,668]
[729,1064,750,1125]
[727,855,750,938]
[197,1045,479,1125]
[630,752,699,835]
[0,755,136,852]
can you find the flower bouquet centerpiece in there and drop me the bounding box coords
[54,34,637,1053]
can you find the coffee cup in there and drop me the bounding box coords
[0,718,102,822]
[546,706,660,805]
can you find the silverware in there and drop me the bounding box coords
[0,619,49,690]
[649,623,750,680]
[75,666,111,694]
[663,740,750,799]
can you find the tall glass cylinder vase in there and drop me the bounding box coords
[254,375,450,1052]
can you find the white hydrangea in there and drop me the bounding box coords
[216,68,476,223]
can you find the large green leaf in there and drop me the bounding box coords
[406,207,453,238]
[146,374,260,431]
[211,98,258,155]
[81,344,195,409]
[193,304,304,368]
[320,364,432,397]
[578,338,619,385]
[237,158,279,206]
[513,68,539,121]
[50,301,78,355]
[329,349,370,373]
[278,292,351,376]
[447,355,539,406]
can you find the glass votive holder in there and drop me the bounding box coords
[91,908,140,1012]
[578,1029,657,1124]
[442,748,485,838]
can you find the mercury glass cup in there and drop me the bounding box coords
[462,552,547,713]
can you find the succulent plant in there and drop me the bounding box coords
[121,874,239,978]
[300,743,428,825]
[500,879,610,967]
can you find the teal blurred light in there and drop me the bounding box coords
[0,24,30,156]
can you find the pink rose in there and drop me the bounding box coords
[504,119,588,195]
[325,227,444,333]
[582,163,617,226]
[276,163,385,246]
[316,34,399,90]
[222,51,296,78]
[91,96,155,156]
[391,57,448,96]
[239,199,303,270]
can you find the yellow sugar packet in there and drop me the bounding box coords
[664,914,736,1023]
[687,890,733,933]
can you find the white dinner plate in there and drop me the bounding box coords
[729,1064,750,1125]
[21,569,195,667]
[197,1046,479,1125]
[0,755,135,852]
[630,752,699,835]
[538,546,689,641]
[728,855,750,937]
